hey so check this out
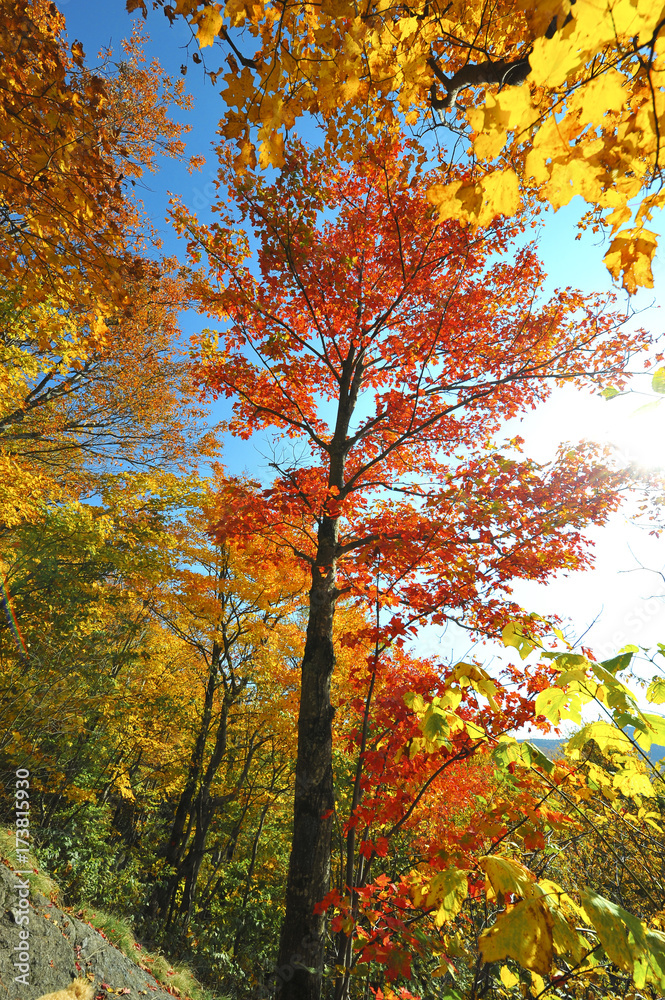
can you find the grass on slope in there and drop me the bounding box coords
[0,829,222,1000]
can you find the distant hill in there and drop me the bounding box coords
[522,735,665,765]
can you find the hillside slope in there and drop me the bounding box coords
[0,860,180,1000]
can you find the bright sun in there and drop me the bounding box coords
[521,378,665,472]
[610,399,665,469]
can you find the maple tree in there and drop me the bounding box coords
[171,135,650,998]
[3,6,665,997]
[319,637,563,1000]
[136,0,665,292]
[0,272,220,530]
[299,617,665,999]
[1,1,192,338]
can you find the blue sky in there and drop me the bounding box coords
[64,1,665,663]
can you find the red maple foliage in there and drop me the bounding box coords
[172,135,648,999]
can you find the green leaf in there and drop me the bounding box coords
[502,622,539,660]
[403,691,426,713]
[521,741,555,774]
[478,897,553,975]
[580,889,639,972]
[632,712,665,752]
[580,889,665,989]
[601,386,622,399]
[421,706,451,744]
[600,651,633,675]
[554,652,589,671]
[647,677,665,705]
[493,739,522,769]
[652,368,665,394]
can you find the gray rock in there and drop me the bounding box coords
[0,862,176,1000]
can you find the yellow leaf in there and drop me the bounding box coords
[495,83,539,132]
[613,768,654,798]
[426,180,466,223]
[480,856,535,903]
[566,721,634,757]
[426,868,469,927]
[258,130,286,169]
[474,127,509,161]
[535,686,568,724]
[579,69,627,121]
[479,897,553,974]
[647,677,665,703]
[536,882,588,964]
[500,964,518,988]
[544,156,604,211]
[502,621,538,660]
[196,5,223,47]
[342,75,362,101]
[477,169,521,226]
[604,228,657,293]
[529,972,545,996]
[529,32,583,88]
[516,0,571,36]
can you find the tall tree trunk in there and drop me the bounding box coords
[277,514,338,1000]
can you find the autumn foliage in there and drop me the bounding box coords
[176,136,646,636]
[139,0,665,291]
[0,1,192,337]
[3,5,665,1000]
[171,135,654,998]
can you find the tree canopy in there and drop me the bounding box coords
[2,5,665,1000]
[136,0,665,291]
[173,135,655,997]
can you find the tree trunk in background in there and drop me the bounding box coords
[148,642,220,923]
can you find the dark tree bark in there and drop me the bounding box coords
[175,696,231,924]
[276,516,338,1000]
[276,363,359,998]
[147,641,221,921]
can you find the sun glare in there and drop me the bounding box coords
[520,378,665,472]
[611,398,665,470]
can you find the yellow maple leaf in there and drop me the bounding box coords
[544,156,604,210]
[578,69,627,121]
[604,227,657,293]
[479,897,554,974]
[474,126,508,161]
[196,5,223,47]
[258,129,285,168]
[516,0,571,36]
[477,169,521,226]
[529,32,583,88]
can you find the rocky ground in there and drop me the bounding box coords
[0,861,177,1000]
